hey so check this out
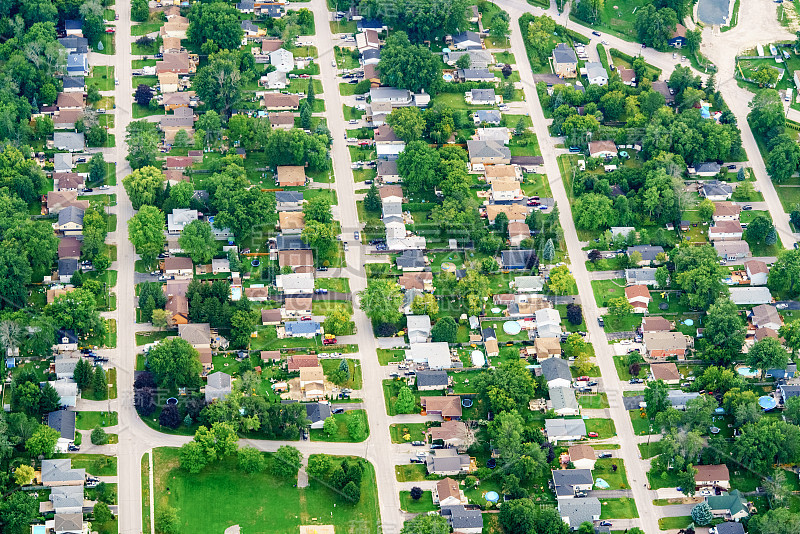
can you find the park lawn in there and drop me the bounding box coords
[377,349,404,365]
[585,418,616,438]
[659,516,692,530]
[321,358,362,389]
[594,458,629,489]
[309,410,369,442]
[154,448,381,533]
[395,463,428,482]
[591,278,626,307]
[399,491,437,513]
[56,454,118,476]
[577,393,609,409]
[599,497,639,519]
[314,278,350,293]
[76,411,118,430]
[390,423,428,444]
[93,32,115,55]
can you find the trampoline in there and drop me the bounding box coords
[709,426,720,434]
[166,397,178,406]
[658,302,669,311]
[485,491,499,502]
[462,398,473,408]
[251,259,260,267]
[759,396,777,410]
[503,321,522,335]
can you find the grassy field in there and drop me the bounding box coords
[153,448,381,532]
[659,516,692,530]
[76,411,118,430]
[599,497,639,519]
[314,277,350,293]
[399,491,437,513]
[89,66,115,91]
[395,463,429,482]
[591,278,626,307]
[577,393,609,409]
[389,423,428,444]
[56,454,117,476]
[585,418,617,439]
[309,410,369,442]
[594,458,629,489]
[141,453,151,534]
[321,358,363,389]
[377,349,405,365]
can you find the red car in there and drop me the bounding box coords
[323,338,337,345]
[105,27,115,33]
[578,376,590,382]
[587,432,599,438]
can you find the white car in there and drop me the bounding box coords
[332,59,337,67]
[777,303,789,309]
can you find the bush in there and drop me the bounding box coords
[410,486,423,500]
[159,404,182,428]
[91,426,108,445]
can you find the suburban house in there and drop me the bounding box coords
[558,498,602,530]
[706,490,750,521]
[452,30,482,49]
[53,132,84,152]
[421,396,462,419]
[618,67,636,85]
[276,273,315,294]
[377,160,401,182]
[701,180,733,201]
[544,418,587,443]
[166,294,189,325]
[263,93,300,110]
[644,332,689,359]
[66,51,88,75]
[473,109,502,125]
[626,245,665,265]
[54,206,84,236]
[396,249,426,271]
[306,402,332,429]
[287,354,319,371]
[584,62,608,86]
[276,191,304,210]
[508,222,531,247]
[268,112,295,129]
[269,48,294,72]
[428,420,470,450]
[588,140,617,159]
[433,477,468,506]
[41,459,85,487]
[729,286,773,305]
[552,469,593,498]
[299,366,325,399]
[167,208,198,235]
[276,165,306,187]
[205,372,232,402]
[552,43,578,78]
[163,256,194,279]
[425,450,473,476]
[715,240,751,262]
[48,191,88,216]
[398,271,434,292]
[466,88,496,106]
[779,384,800,404]
[534,336,562,360]
[714,523,746,534]
[487,203,530,223]
[47,410,76,452]
[284,321,323,338]
[466,140,511,171]
[695,464,731,491]
[625,268,658,286]
[500,249,537,270]
[625,284,651,314]
[278,211,305,234]
[713,202,742,222]
[548,386,580,416]
[407,315,432,344]
[745,260,769,285]
[669,23,687,47]
[709,220,744,241]
[283,297,313,318]
[178,323,211,349]
[477,127,511,145]
[444,49,493,68]
[54,329,79,352]
[54,172,84,191]
[261,308,282,326]
[535,307,562,338]
[416,370,449,391]
[669,390,701,410]
[278,249,314,272]
[541,357,571,388]
[750,304,781,331]
[457,68,495,82]
[567,444,597,471]
[692,162,724,176]
[490,178,523,202]
[650,362,681,384]
[42,486,84,515]
[440,505,483,534]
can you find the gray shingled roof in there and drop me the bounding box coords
[58,206,84,226]
[558,497,602,529]
[541,357,571,382]
[416,370,449,388]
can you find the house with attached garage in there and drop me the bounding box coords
[278,211,305,234]
[398,271,434,292]
[588,140,617,158]
[285,321,323,338]
[558,497,601,530]
[669,23,687,47]
[421,396,462,419]
[440,505,483,533]
[278,249,314,273]
[261,69,287,89]
[428,420,470,450]
[260,308,282,326]
[361,48,381,66]
[477,127,511,145]
[167,208,199,235]
[625,284,651,313]
[490,178,523,202]
[433,477,468,506]
[715,240,751,262]
[262,93,300,110]
[269,48,294,72]
[567,444,597,471]
[713,201,742,222]
[57,259,79,283]
[467,140,511,171]
[377,160,401,183]
[541,357,572,388]
[584,62,608,86]
[644,331,689,359]
[426,452,473,476]
[536,307,562,338]
[276,165,306,187]
[512,275,545,293]
[626,245,665,265]
[179,322,212,349]
[552,469,594,498]
[668,390,701,410]
[484,164,522,182]
[625,268,658,286]
[701,180,733,201]
[457,68,495,82]
[544,418,587,443]
[276,191,304,211]
[534,336,562,360]
[452,30,483,49]
[47,410,76,453]
[268,111,295,129]
[443,49,494,68]
[729,286,773,306]
[163,256,194,279]
[276,273,315,294]
[500,249,537,270]
[706,490,751,521]
[779,384,800,404]
[466,88,496,106]
[473,109,502,125]
[42,486,84,515]
[650,361,681,384]
[406,342,452,370]
[54,206,84,236]
[41,459,85,487]
[282,297,312,318]
[407,315,432,344]
[205,371,232,402]
[306,402,332,429]
[508,222,531,247]
[46,191,88,215]
[53,132,84,152]
[709,220,744,241]
[695,464,731,491]
[750,304,781,331]
[54,172,84,192]
[396,249,426,271]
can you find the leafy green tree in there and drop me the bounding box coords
[701,297,746,364]
[400,513,450,534]
[88,153,106,184]
[147,337,202,389]
[364,182,381,212]
[91,426,108,445]
[634,4,678,50]
[306,454,332,478]
[128,205,166,268]
[207,164,277,241]
[499,498,537,534]
[749,89,786,141]
[193,50,244,118]
[698,198,715,220]
[769,249,800,297]
[359,279,403,325]
[156,505,180,534]
[673,245,728,309]
[548,265,575,295]
[74,358,94,390]
[45,288,105,338]
[397,140,440,195]
[322,306,352,336]
[0,492,38,534]
[179,441,208,474]
[526,14,557,64]
[131,0,149,21]
[747,337,789,379]
[347,413,365,440]
[386,107,426,142]
[378,32,440,93]
[38,383,61,414]
[126,120,160,170]
[476,360,536,414]
[608,296,633,317]
[767,133,800,183]
[691,501,713,526]
[187,2,243,50]
[93,501,113,523]
[644,380,670,419]
[13,464,35,486]
[394,386,416,414]
[237,446,267,474]
[272,445,302,478]
[26,424,60,457]
[178,220,216,264]
[323,416,337,437]
[431,316,458,343]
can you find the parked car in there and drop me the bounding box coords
[314,288,329,294]
[411,441,424,446]
[743,205,753,210]
[597,317,604,327]
[587,432,599,438]
[599,521,612,527]
[592,31,601,36]
[409,457,423,463]
[67,444,80,451]
[354,231,360,240]
[598,453,612,459]
[332,407,344,414]
[83,188,93,193]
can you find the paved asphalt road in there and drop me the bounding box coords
[96,0,796,532]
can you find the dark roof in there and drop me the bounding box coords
[511,156,544,165]
[715,522,745,534]
[65,20,82,30]
[627,245,664,262]
[305,402,331,423]
[541,357,571,382]
[58,37,89,50]
[481,327,496,340]
[276,191,303,203]
[453,30,482,45]
[58,259,79,277]
[276,235,310,250]
[47,410,75,441]
[63,76,85,89]
[396,250,425,269]
[55,328,78,344]
[440,505,483,529]
[362,48,381,61]
[501,249,536,269]
[357,19,385,30]
[416,370,449,388]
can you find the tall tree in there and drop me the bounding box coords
[128,205,166,268]
[179,220,216,264]
[378,32,441,93]
[193,50,244,119]
[122,166,165,210]
[126,121,160,170]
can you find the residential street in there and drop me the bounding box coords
[98,0,798,532]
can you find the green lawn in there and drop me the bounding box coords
[131,18,165,36]
[399,491,437,513]
[377,349,405,365]
[309,410,369,442]
[630,411,657,436]
[594,458,629,489]
[153,448,381,533]
[135,331,177,346]
[141,453,151,533]
[591,278,626,307]
[659,516,692,530]
[602,313,643,333]
[314,278,350,293]
[585,418,616,439]
[76,411,118,430]
[577,393,609,409]
[56,454,118,476]
[321,358,363,389]
[599,497,639,519]
[390,423,428,444]
[133,103,162,118]
[395,463,429,482]
[638,441,663,459]
[89,66,115,91]
[613,356,648,381]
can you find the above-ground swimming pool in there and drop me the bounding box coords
[759,396,777,410]
[736,366,759,377]
[503,321,522,335]
[442,74,454,82]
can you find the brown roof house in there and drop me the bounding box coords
[263,93,300,110]
[625,284,651,314]
[283,296,313,318]
[162,256,193,279]
[588,140,617,159]
[243,287,270,301]
[751,304,781,331]
[421,396,462,419]
[278,211,305,234]
[650,362,681,384]
[433,477,468,506]
[641,316,673,333]
[276,165,306,187]
[287,354,319,371]
[165,295,189,325]
[713,201,741,222]
[268,112,295,129]
[47,191,88,214]
[534,336,561,360]
[567,444,596,471]
[398,272,434,292]
[695,464,730,490]
[278,250,314,273]
[644,332,689,359]
[508,222,531,247]
[428,420,471,451]
[261,308,282,326]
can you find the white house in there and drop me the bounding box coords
[745,260,769,286]
[270,48,294,72]
[405,342,451,370]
